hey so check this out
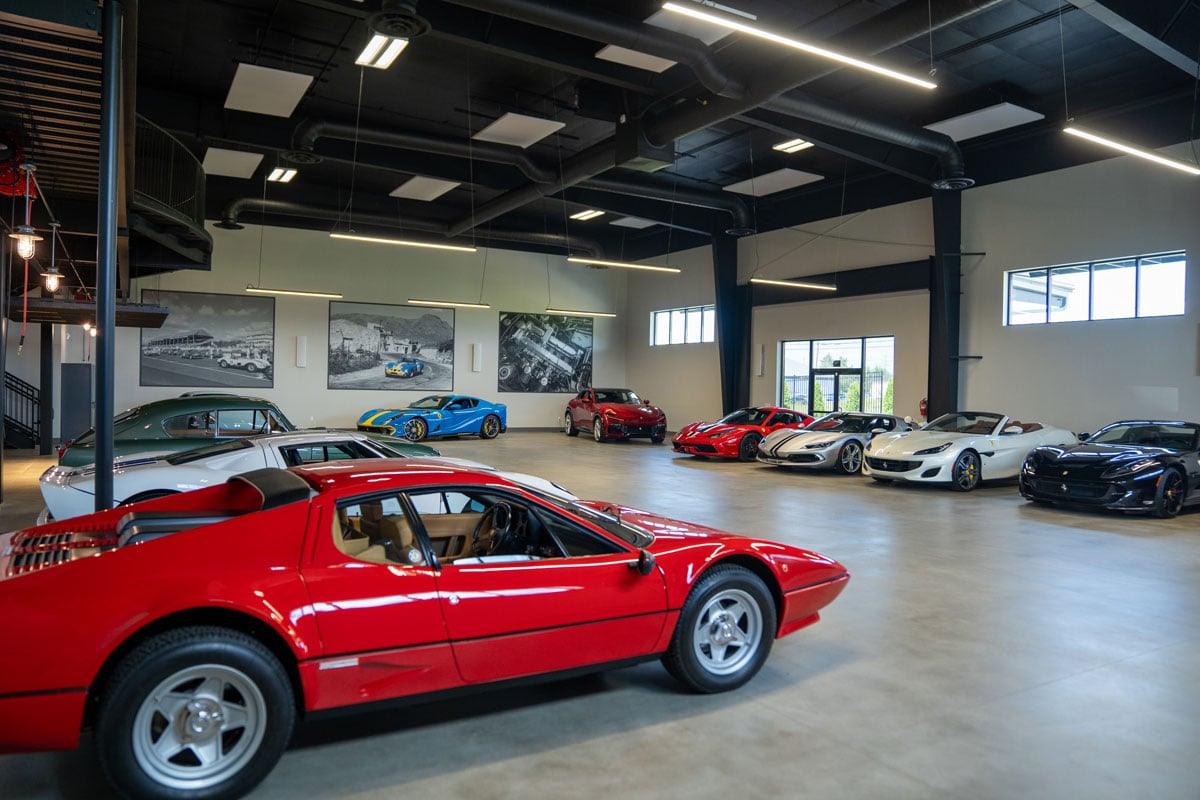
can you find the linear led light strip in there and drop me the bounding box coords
[661,2,937,90]
[749,277,837,291]
[247,285,343,299]
[567,256,681,273]
[408,298,491,309]
[330,232,478,253]
[545,307,617,318]
[1063,126,1200,176]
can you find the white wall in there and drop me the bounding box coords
[751,291,930,420]
[624,200,936,426]
[623,243,723,426]
[105,224,628,430]
[960,144,1200,432]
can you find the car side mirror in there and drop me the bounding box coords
[870,427,886,435]
[1078,432,1090,441]
[1003,425,1022,435]
[628,549,656,576]
[643,399,651,405]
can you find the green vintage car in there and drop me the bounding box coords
[57,393,439,467]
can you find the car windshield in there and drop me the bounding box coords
[923,412,1003,435]
[595,389,641,404]
[166,438,256,465]
[1088,422,1200,450]
[809,413,874,433]
[531,491,653,547]
[410,395,451,409]
[719,408,770,425]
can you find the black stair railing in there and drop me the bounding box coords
[5,372,40,448]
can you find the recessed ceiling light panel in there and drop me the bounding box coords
[224,63,314,118]
[473,112,565,149]
[773,138,814,153]
[925,103,1045,142]
[610,216,657,229]
[723,167,823,196]
[595,44,677,73]
[202,147,264,179]
[389,176,461,201]
[569,209,605,221]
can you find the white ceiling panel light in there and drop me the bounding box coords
[389,176,461,201]
[267,167,297,183]
[595,44,677,73]
[610,216,657,229]
[723,167,823,196]
[569,209,605,221]
[661,2,937,90]
[644,3,753,44]
[925,103,1045,141]
[473,112,565,149]
[202,147,264,179]
[772,138,814,153]
[223,63,314,118]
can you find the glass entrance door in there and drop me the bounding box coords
[811,368,863,412]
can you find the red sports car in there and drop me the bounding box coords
[673,407,815,461]
[564,387,667,443]
[0,460,848,800]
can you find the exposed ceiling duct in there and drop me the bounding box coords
[289,119,753,230]
[439,0,1002,237]
[215,196,603,256]
[440,0,746,100]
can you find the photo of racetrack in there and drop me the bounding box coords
[140,290,275,388]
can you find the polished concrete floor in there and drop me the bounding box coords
[2,432,1199,799]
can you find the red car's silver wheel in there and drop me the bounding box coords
[592,417,607,442]
[663,565,774,693]
[96,627,294,800]
[563,411,577,436]
[131,664,267,790]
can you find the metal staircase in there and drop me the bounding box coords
[4,372,40,449]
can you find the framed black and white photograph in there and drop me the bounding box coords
[140,290,275,388]
[497,312,593,393]
[328,301,454,390]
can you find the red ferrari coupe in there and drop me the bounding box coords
[564,387,667,443]
[0,460,847,800]
[673,407,815,461]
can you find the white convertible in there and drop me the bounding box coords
[39,430,573,521]
[862,411,1076,491]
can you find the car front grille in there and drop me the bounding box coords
[358,425,395,435]
[1027,477,1111,499]
[787,453,821,463]
[867,457,921,472]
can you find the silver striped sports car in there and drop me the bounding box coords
[757,412,912,473]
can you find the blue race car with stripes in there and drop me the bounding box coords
[357,394,507,442]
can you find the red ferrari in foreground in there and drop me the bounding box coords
[673,406,815,461]
[0,460,847,800]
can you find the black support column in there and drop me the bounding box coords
[39,323,52,455]
[927,189,963,419]
[712,231,751,412]
[94,0,122,510]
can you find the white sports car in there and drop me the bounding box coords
[862,411,1076,491]
[757,412,913,473]
[39,430,573,521]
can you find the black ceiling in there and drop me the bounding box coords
[3,0,1199,291]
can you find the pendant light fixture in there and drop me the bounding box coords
[8,161,41,260]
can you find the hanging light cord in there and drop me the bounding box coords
[1058,3,1070,122]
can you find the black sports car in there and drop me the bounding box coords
[1019,420,1200,518]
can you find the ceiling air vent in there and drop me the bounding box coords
[368,0,430,40]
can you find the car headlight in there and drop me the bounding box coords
[914,442,953,456]
[1102,458,1162,478]
[803,441,831,449]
